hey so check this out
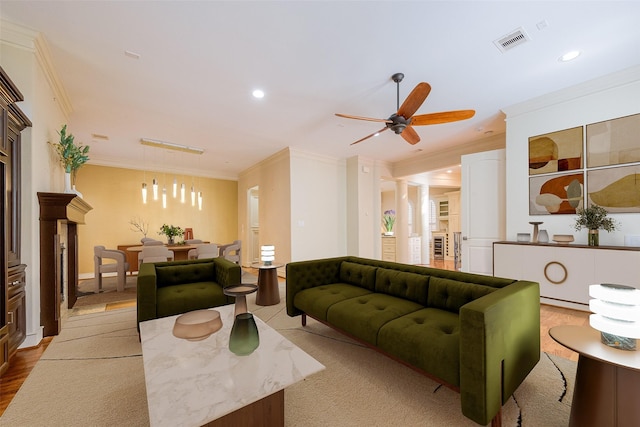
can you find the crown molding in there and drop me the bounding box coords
[392,132,506,178]
[502,65,640,119]
[0,20,73,118]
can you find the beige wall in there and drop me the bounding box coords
[76,164,238,275]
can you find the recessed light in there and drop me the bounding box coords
[559,50,580,62]
[252,89,265,99]
[374,132,380,137]
[447,170,452,174]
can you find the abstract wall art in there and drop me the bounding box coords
[587,113,640,168]
[529,126,583,175]
[587,164,640,213]
[529,172,584,215]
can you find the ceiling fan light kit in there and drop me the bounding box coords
[336,72,475,146]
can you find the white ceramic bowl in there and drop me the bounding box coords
[552,234,574,245]
[173,309,222,341]
[517,233,531,242]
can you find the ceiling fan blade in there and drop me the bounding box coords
[400,126,420,145]
[335,113,391,123]
[350,127,389,145]
[397,82,431,119]
[410,110,476,126]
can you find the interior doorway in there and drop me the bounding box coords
[248,186,260,264]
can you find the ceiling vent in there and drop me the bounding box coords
[493,27,531,53]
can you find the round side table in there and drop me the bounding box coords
[223,284,258,316]
[549,325,640,427]
[252,263,283,306]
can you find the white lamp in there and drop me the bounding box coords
[261,245,275,266]
[180,183,185,203]
[198,191,203,211]
[589,283,640,350]
[172,177,177,198]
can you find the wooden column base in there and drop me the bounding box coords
[204,389,284,427]
[570,355,640,427]
[256,268,280,306]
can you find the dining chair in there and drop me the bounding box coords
[141,237,164,246]
[194,244,219,259]
[219,240,241,265]
[138,246,175,268]
[94,245,130,293]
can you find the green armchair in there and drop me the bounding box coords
[136,258,241,329]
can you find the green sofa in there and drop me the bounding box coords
[137,258,241,329]
[286,256,540,426]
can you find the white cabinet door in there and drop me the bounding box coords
[594,250,640,287]
[493,243,524,279]
[461,149,505,275]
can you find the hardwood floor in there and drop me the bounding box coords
[0,261,589,416]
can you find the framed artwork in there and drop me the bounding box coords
[529,172,584,215]
[587,164,640,213]
[587,113,640,168]
[529,126,583,175]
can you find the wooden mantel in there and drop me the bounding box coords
[37,192,93,336]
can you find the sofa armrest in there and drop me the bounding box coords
[285,257,346,317]
[458,280,540,425]
[137,262,159,329]
[213,257,241,287]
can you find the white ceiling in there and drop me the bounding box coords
[2,1,639,181]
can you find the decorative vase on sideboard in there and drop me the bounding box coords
[588,229,599,246]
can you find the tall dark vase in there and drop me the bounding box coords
[229,313,260,356]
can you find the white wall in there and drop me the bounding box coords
[290,149,347,261]
[1,26,67,347]
[238,148,291,268]
[503,66,640,246]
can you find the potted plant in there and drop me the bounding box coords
[159,224,184,245]
[382,210,396,235]
[574,204,618,246]
[50,124,90,195]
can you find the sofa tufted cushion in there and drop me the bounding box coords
[155,262,216,288]
[374,268,430,305]
[427,277,496,314]
[294,284,372,321]
[156,281,227,318]
[339,262,377,291]
[326,293,423,345]
[378,308,461,386]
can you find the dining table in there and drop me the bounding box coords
[126,243,216,262]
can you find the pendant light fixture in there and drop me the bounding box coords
[162,186,167,209]
[141,183,148,204]
[180,183,186,203]
[172,177,178,198]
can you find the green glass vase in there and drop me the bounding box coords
[588,229,599,246]
[229,313,259,356]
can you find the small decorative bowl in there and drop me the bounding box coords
[517,233,531,242]
[173,309,222,341]
[552,234,574,245]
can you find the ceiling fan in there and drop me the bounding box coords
[335,73,475,145]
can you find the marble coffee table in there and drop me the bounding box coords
[139,304,325,427]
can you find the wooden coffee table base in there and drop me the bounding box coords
[204,390,284,427]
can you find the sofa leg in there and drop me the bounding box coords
[301,314,307,327]
[491,407,502,427]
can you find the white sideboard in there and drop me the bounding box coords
[493,242,640,311]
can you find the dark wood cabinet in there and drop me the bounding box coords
[0,66,31,376]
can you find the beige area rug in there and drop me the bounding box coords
[1,281,575,427]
